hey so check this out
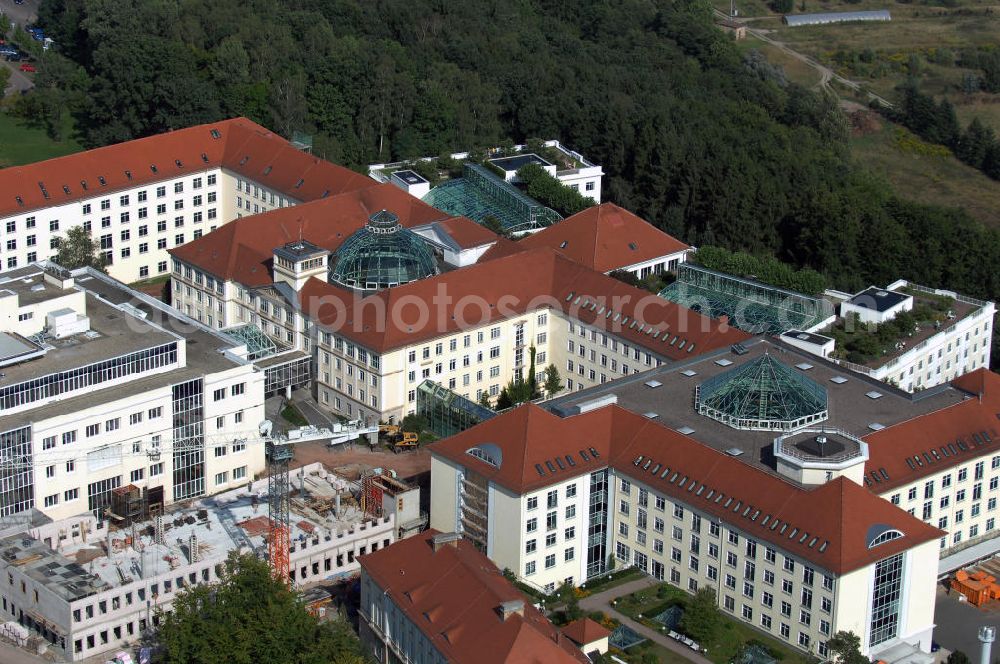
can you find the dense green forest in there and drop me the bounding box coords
[31,0,1000,327]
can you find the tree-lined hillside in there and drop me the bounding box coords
[31,0,1000,332]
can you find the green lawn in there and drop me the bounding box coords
[280,404,309,427]
[612,584,814,664]
[579,567,645,595]
[0,112,82,167]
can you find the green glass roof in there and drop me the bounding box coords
[659,264,832,335]
[329,210,438,290]
[223,323,278,360]
[421,163,562,233]
[696,354,828,431]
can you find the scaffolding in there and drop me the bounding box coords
[266,440,293,584]
[415,380,496,438]
[695,354,829,431]
[659,264,832,335]
[224,324,279,361]
[422,164,562,233]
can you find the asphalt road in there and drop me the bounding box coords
[3,60,33,94]
[935,587,1000,659]
[0,0,40,30]
[0,0,39,95]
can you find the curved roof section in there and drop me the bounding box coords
[329,209,438,290]
[696,353,828,431]
[518,203,690,273]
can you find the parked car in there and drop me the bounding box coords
[5,53,22,62]
[19,64,35,73]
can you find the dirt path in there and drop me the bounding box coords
[715,10,894,108]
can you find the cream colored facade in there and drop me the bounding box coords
[0,164,306,286]
[0,265,267,522]
[880,454,1000,558]
[429,455,595,594]
[430,451,939,659]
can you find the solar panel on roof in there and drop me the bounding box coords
[534,464,545,476]
[545,461,556,473]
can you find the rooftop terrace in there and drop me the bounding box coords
[548,338,965,478]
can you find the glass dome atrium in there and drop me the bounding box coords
[329,209,438,291]
[695,353,828,431]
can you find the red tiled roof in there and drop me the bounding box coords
[169,183,446,286]
[431,404,942,575]
[433,216,500,249]
[359,530,589,664]
[0,117,373,220]
[562,618,611,646]
[518,203,690,272]
[863,369,997,491]
[299,247,749,354]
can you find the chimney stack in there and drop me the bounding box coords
[430,532,462,552]
[498,599,525,622]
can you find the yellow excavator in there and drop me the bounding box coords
[379,424,418,452]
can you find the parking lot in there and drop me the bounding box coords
[935,585,1000,659]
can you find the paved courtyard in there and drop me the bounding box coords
[934,586,1000,659]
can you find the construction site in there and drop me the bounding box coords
[0,461,421,662]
